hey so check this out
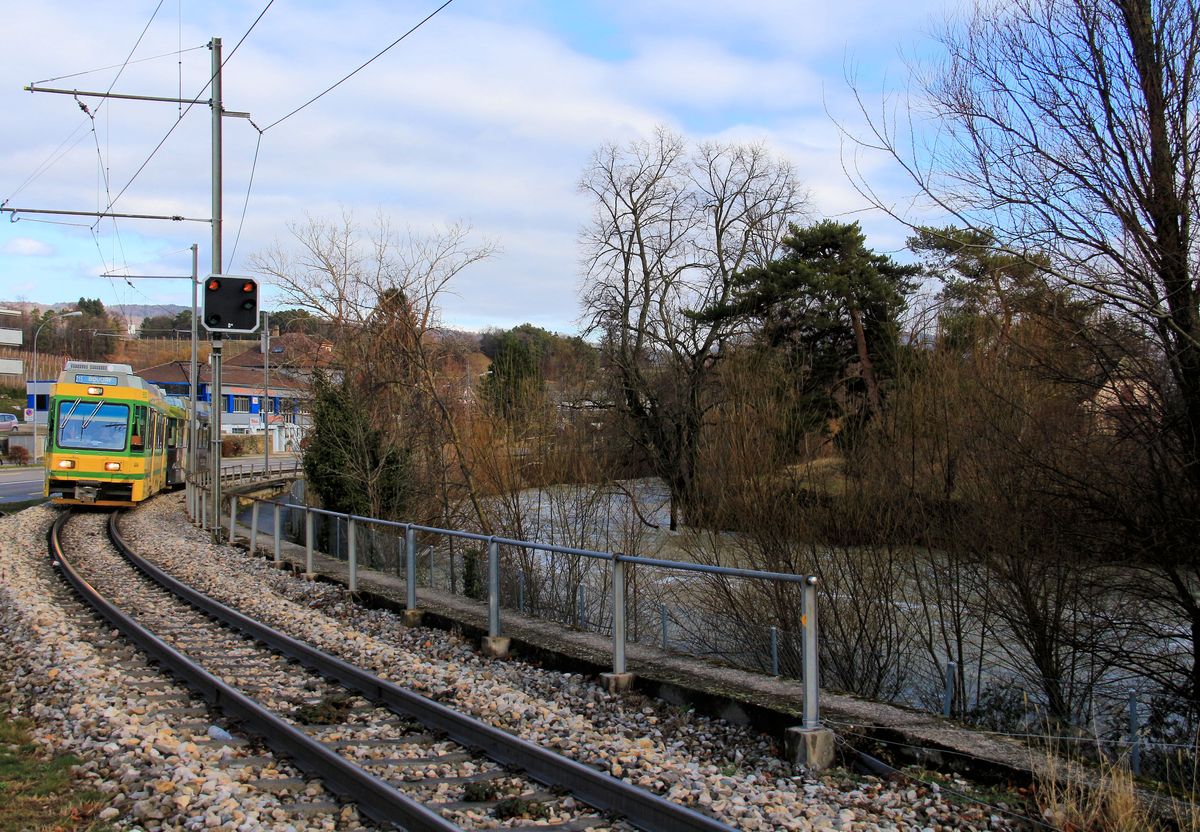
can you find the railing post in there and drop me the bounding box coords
[347,515,357,593]
[273,503,282,565]
[943,660,958,717]
[199,489,207,530]
[577,585,586,630]
[770,626,780,677]
[612,554,626,675]
[228,495,238,544]
[660,605,670,650]
[405,525,417,612]
[802,576,820,730]
[487,537,500,638]
[518,572,525,613]
[1128,689,1141,775]
[304,507,314,575]
[249,501,259,554]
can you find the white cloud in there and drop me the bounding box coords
[0,1,950,329]
[3,237,54,256]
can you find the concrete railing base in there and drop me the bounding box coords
[600,672,635,693]
[480,635,511,659]
[785,726,835,771]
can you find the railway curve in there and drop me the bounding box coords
[48,507,736,832]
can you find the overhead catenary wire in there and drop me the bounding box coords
[261,0,455,132]
[227,124,263,270]
[5,2,172,205]
[103,0,276,215]
[32,45,206,86]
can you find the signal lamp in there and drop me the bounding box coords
[87,386,104,395]
[105,461,122,471]
[202,275,259,333]
[58,459,75,469]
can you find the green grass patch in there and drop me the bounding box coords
[0,497,49,515]
[0,717,111,832]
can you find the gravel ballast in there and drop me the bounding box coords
[0,496,1029,830]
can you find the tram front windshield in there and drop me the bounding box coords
[56,400,130,451]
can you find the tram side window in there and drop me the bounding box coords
[156,413,166,449]
[132,407,147,452]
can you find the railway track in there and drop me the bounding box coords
[49,507,735,832]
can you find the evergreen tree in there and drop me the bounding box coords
[701,220,920,432]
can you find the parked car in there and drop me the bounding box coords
[0,413,18,432]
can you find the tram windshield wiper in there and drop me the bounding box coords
[62,398,83,424]
[81,401,104,430]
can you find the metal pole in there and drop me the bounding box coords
[943,661,958,717]
[304,508,314,575]
[348,516,358,593]
[199,488,207,530]
[1128,689,1141,775]
[209,35,224,541]
[802,576,820,730]
[228,495,237,544]
[660,605,669,651]
[210,337,223,538]
[770,626,779,677]
[578,585,586,630]
[487,537,500,638]
[262,310,270,474]
[189,243,199,517]
[273,502,282,565]
[518,573,525,613]
[405,525,417,611]
[250,500,259,554]
[612,555,626,675]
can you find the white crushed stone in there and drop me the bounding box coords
[0,505,367,832]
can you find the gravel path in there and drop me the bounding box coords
[0,497,1027,830]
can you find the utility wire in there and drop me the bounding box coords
[105,0,275,214]
[32,45,206,85]
[227,124,263,269]
[262,0,455,131]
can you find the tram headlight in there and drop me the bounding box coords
[87,386,104,395]
[57,460,75,469]
[105,462,122,471]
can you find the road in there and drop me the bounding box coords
[0,455,300,505]
[0,468,45,504]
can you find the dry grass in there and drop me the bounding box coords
[0,717,111,832]
[1034,741,1199,832]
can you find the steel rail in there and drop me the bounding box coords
[47,510,459,832]
[106,511,735,832]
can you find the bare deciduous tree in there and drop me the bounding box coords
[579,127,807,530]
[846,0,1200,704]
[252,211,496,527]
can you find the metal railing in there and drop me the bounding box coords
[188,484,823,731]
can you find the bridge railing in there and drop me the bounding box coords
[190,480,822,731]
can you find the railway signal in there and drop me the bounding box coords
[202,275,260,333]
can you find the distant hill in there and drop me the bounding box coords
[0,301,189,333]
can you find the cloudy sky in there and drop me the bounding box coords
[0,0,948,333]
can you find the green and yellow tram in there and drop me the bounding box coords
[44,361,189,506]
